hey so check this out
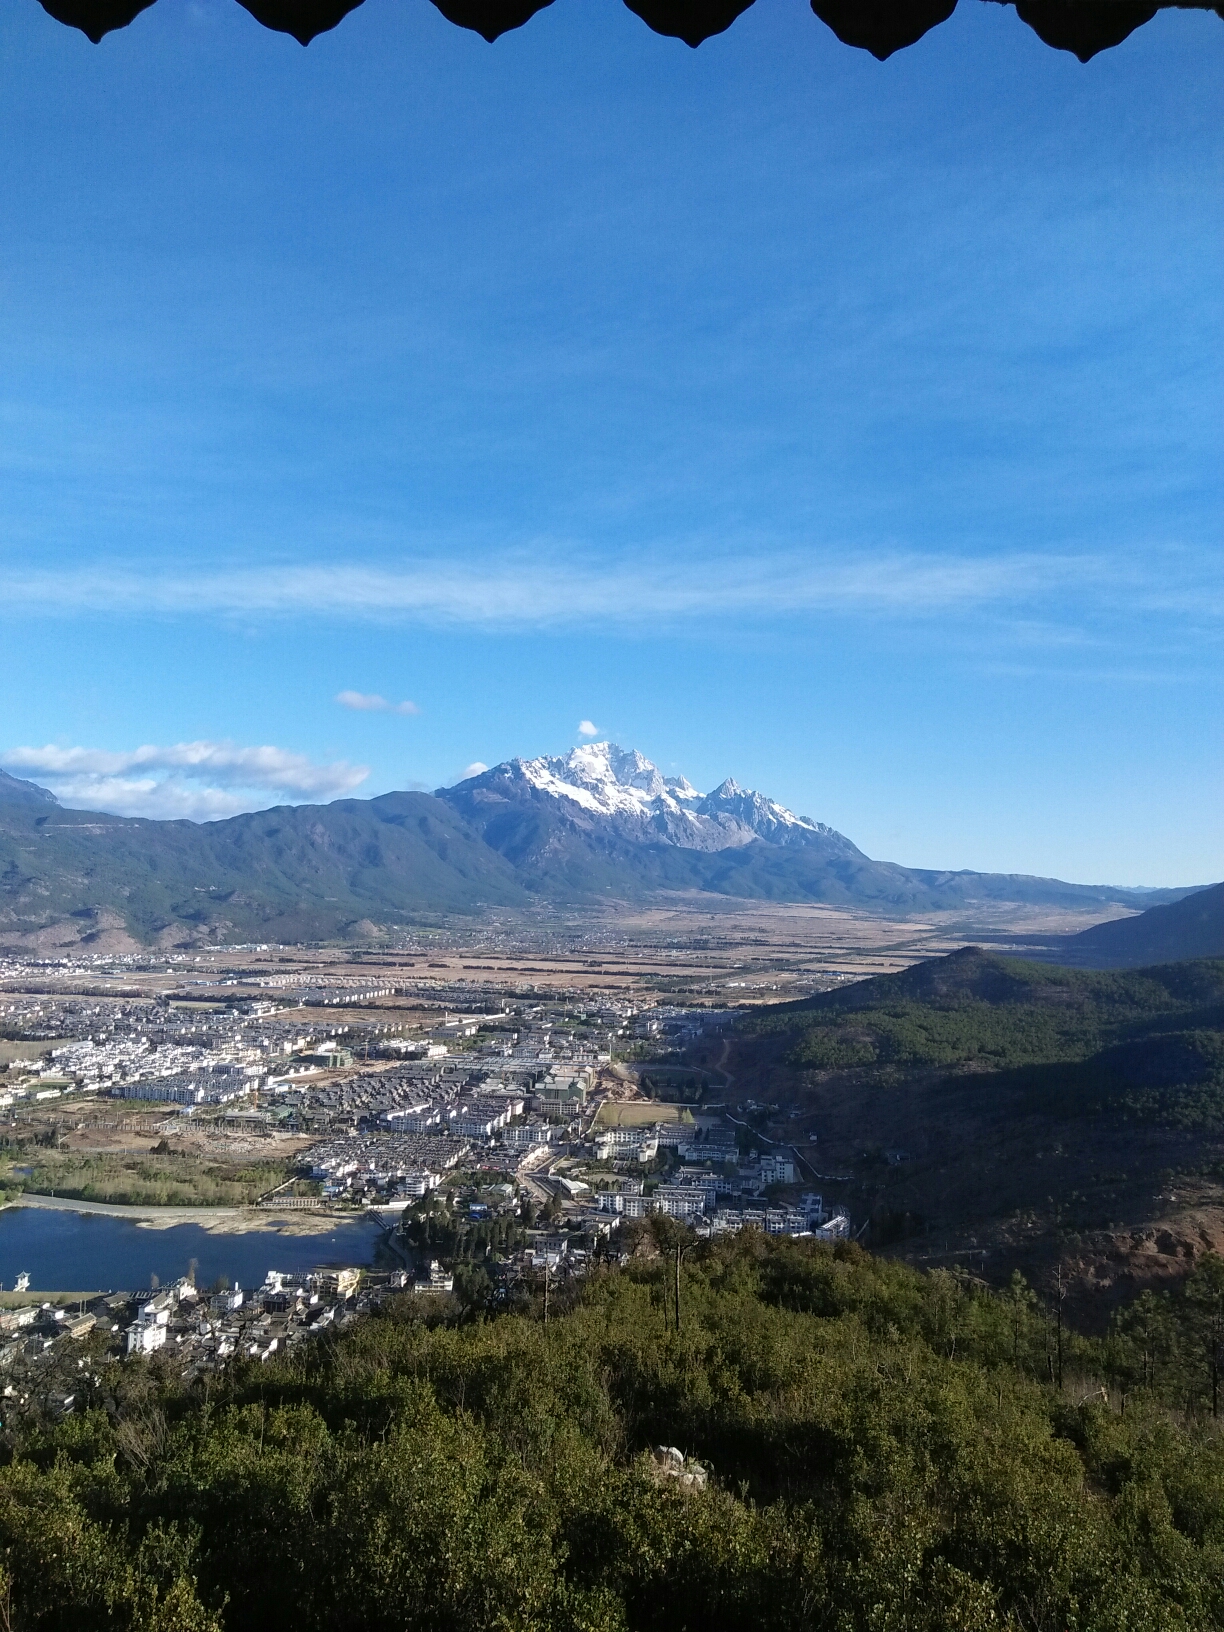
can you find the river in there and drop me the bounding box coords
[0,1205,386,1292]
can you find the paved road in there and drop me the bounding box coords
[2,1192,244,1224]
[519,1172,558,1208]
[715,1037,735,1093]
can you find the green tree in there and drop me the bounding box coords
[1183,1252,1224,1417]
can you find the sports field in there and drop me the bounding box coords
[591,1102,695,1129]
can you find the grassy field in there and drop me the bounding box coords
[0,1148,290,1208]
[592,1101,695,1129]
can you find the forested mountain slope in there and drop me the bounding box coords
[4,1236,1223,1632]
[0,793,530,945]
[715,951,1224,1299]
[744,946,1224,1075]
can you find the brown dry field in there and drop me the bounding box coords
[21,897,1127,1016]
[6,1097,311,1166]
[0,1039,73,1066]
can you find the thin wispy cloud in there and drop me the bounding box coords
[336,690,420,715]
[4,546,1203,632]
[1,741,369,822]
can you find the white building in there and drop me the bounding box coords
[650,1187,707,1219]
[401,1169,441,1197]
[382,1101,438,1129]
[209,1282,245,1315]
[759,1154,797,1186]
[501,1123,553,1147]
[413,1260,453,1294]
[126,1293,172,1355]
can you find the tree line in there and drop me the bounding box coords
[0,1232,1221,1631]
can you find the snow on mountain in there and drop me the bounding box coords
[518,743,674,819]
[449,743,857,855]
[698,777,849,848]
[664,775,702,804]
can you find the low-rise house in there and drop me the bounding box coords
[759,1153,797,1186]
[413,1260,453,1294]
[126,1293,172,1355]
[501,1122,553,1147]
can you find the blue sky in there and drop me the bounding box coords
[0,0,1220,885]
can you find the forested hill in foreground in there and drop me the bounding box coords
[719,950,1224,1298]
[5,1236,1224,1632]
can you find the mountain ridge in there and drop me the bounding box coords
[0,741,1202,946]
[1055,881,1224,968]
[0,768,60,809]
[707,946,1224,1294]
[438,743,860,856]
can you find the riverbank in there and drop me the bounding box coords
[2,1192,368,1235]
[0,1289,103,1306]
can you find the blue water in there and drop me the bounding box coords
[0,1206,384,1292]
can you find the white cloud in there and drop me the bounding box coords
[32,776,262,822]
[2,544,1201,632]
[459,762,488,781]
[577,720,600,738]
[0,741,369,823]
[336,690,420,715]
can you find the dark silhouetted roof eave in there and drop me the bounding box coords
[33,0,1224,63]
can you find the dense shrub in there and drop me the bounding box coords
[1,1236,1222,1631]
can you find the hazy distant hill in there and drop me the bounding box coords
[1056,881,1224,968]
[0,741,1198,945]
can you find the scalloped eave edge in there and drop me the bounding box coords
[33,0,1224,64]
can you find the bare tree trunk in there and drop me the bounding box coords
[674,1241,682,1334]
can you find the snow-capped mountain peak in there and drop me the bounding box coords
[698,777,833,842]
[554,742,667,800]
[709,776,744,799]
[446,743,857,857]
[516,743,671,818]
